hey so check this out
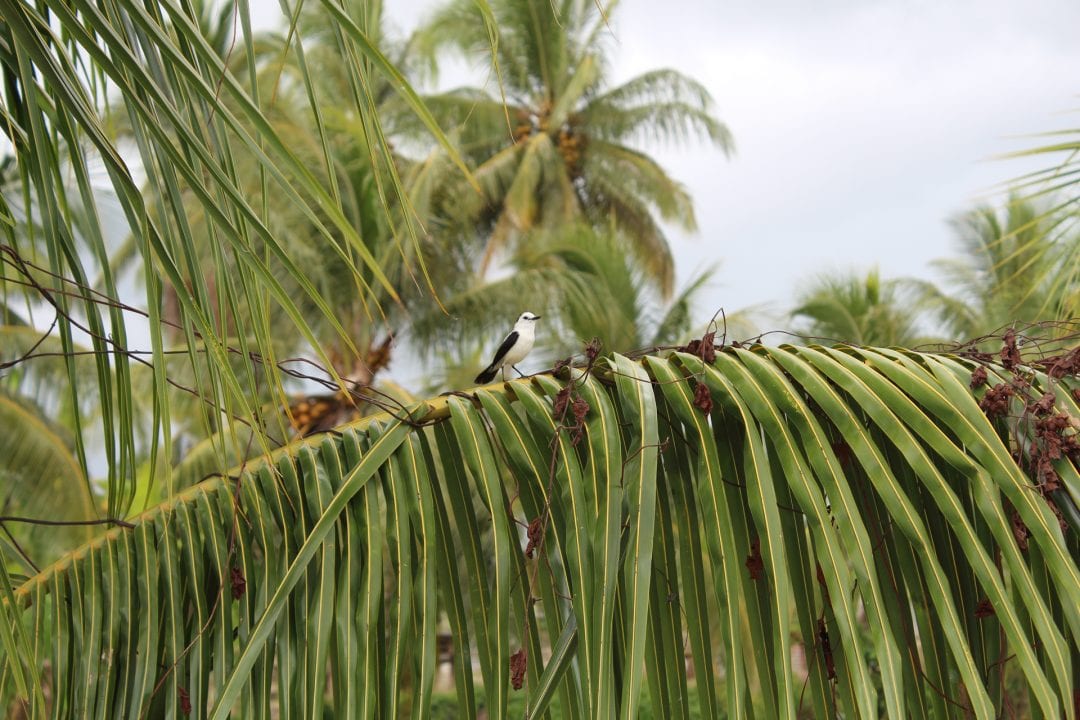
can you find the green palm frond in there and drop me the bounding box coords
[0,5,486,705]
[584,69,735,151]
[1004,123,1080,212]
[2,347,1077,718]
[0,0,469,512]
[393,90,515,156]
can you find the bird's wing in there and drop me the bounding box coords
[488,330,519,367]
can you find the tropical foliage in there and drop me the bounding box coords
[0,328,100,572]
[919,195,1080,344]
[413,0,733,296]
[791,195,1080,350]
[0,0,476,499]
[1006,123,1080,234]
[3,346,1078,718]
[1,0,1079,717]
[790,267,929,347]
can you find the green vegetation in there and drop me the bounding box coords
[0,0,1077,717]
[411,0,732,294]
[425,686,714,719]
[5,349,1078,719]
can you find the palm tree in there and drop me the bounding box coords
[413,0,733,296]
[790,267,931,346]
[918,195,1080,342]
[1004,116,1079,246]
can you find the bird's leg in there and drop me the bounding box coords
[512,365,526,378]
[501,366,507,382]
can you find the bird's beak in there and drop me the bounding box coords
[534,315,542,320]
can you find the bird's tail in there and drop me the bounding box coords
[474,365,498,384]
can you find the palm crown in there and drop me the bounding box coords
[415,0,733,296]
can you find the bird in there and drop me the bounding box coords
[475,311,541,384]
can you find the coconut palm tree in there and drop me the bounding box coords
[918,195,1080,343]
[412,0,733,296]
[790,267,932,346]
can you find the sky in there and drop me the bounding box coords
[371,0,1080,329]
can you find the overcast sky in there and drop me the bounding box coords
[363,0,1080,329]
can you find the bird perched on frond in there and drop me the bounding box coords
[475,312,541,384]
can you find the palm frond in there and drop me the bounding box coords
[2,347,1077,718]
[584,68,734,153]
[583,140,697,228]
[928,195,1080,344]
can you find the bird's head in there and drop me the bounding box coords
[517,311,541,324]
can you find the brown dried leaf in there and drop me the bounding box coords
[745,538,764,581]
[1000,330,1021,370]
[585,337,602,362]
[1045,346,1080,379]
[553,385,572,418]
[178,686,192,715]
[561,394,589,446]
[510,648,527,690]
[969,365,988,389]
[961,350,994,363]
[1011,511,1029,551]
[1036,413,1072,464]
[571,396,590,424]
[1027,391,1056,416]
[525,517,544,559]
[978,383,1013,417]
[230,566,246,600]
[1036,412,1070,434]
[1041,468,1061,493]
[693,381,713,415]
[700,330,717,364]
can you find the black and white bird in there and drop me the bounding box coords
[474,311,541,384]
